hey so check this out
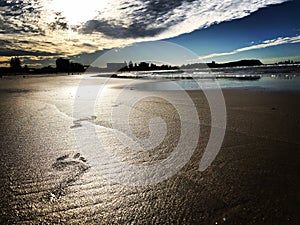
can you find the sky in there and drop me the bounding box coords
[0,0,299,67]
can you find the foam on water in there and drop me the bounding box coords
[118,69,300,92]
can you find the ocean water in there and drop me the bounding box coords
[127,76,300,92]
[115,65,300,92]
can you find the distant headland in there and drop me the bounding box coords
[181,60,263,69]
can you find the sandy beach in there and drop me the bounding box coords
[0,75,299,224]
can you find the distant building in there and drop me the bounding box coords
[70,62,84,72]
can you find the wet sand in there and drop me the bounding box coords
[0,76,299,224]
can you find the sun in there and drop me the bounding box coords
[48,0,110,25]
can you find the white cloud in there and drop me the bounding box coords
[0,0,288,56]
[198,35,300,59]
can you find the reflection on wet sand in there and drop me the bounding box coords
[0,76,299,224]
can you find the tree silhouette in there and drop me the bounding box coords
[128,61,133,70]
[10,57,22,72]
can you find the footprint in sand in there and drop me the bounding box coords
[70,116,97,129]
[47,153,90,202]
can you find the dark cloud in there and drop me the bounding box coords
[0,0,43,34]
[0,39,11,46]
[0,48,57,57]
[48,12,69,31]
[80,19,166,38]
[141,0,196,19]
[80,0,194,38]
[81,43,97,48]
[0,37,58,57]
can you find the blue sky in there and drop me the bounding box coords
[166,0,300,63]
[0,0,299,67]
